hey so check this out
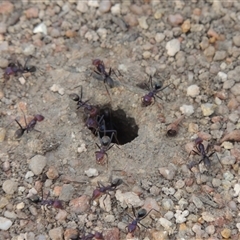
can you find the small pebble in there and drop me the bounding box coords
[49,227,63,240]
[180,104,194,116]
[138,16,148,29]
[115,190,144,208]
[88,0,99,7]
[111,3,121,15]
[158,217,173,230]
[2,180,18,194]
[85,168,98,177]
[46,166,59,180]
[29,155,47,175]
[0,128,6,142]
[231,83,240,96]
[69,195,90,214]
[77,2,88,13]
[59,184,74,201]
[0,217,12,230]
[201,103,215,116]
[221,155,236,165]
[25,7,39,18]
[155,33,165,43]
[187,85,200,98]
[99,0,111,13]
[162,198,174,210]
[166,39,180,56]
[202,211,215,222]
[64,229,79,240]
[221,228,231,239]
[159,164,177,180]
[221,141,233,149]
[168,14,184,26]
[181,19,191,33]
[16,202,25,210]
[174,210,189,223]
[233,35,240,47]
[205,225,215,235]
[33,23,47,34]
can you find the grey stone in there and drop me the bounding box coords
[29,155,47,175]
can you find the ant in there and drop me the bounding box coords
[91,178,123,201]
[95,120,118,165]
[79,231,104,240]
[4,56,36,81]
[14,112,44,138]
[187,137,217,170]
[126,207,159,236]
[141,76,172,107]
[92,59,114,88]
[29,189,63,210]
[70,88,100,134]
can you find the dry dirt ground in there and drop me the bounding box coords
[0,1,240,240]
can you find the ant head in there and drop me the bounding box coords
[154,82,163,90]
[137,208,147,218]
[69,93,80,102]
[112,178,123,187]
[141,95,153,107]
[25,65,36,72]
[101,136,111,146]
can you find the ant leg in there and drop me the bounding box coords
[149,75,153,89]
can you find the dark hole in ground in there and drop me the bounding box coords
[96,106,139,145]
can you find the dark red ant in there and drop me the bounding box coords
[187,137,217,170]
[4,56,36,81]
[79,231,104,240]
[92,59,114,88]
[141,76,172,107]
[95,125,117,165]
[91,178,123,201]
[14,112,44,138]
[126,207,159,236]
[70,87,100,133]
[30,190,63,210]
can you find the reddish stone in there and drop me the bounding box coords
[0,1,14,14]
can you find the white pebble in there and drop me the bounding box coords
[166,39,180,56]
[16,202,25,210]
[202,212,215,222]
[218,72,227,81]
[88,0,99,7]
[180,104,194,116]
[111,3,121,15]
[158,217,173,230]
[18,77,26,85]
[234,183,240,197]
[25,171,34,179]
[0,217,12,230]
[187,84,200,97]
[174,210,189,223]
[85,168,98,177]
[115,190,144,208]
[33,22,47,35]
[201,103,215,116]
[77,143,87,153]
[221,141,233,149]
